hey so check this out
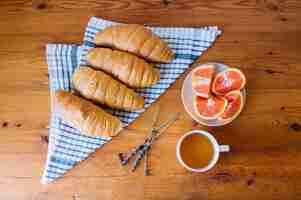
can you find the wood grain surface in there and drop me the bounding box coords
[0,0,300,199]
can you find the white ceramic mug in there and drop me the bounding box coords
[176,130,230,172]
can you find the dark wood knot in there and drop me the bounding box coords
[265,69,283,75]
[40,135,49,144]
[37,3,47,10]
[162,0,173,6]
[290,123,301,132]
[280,17,287,22]
[2,121,8,127]
[15,123,22,127]
[34,0,48,10]
[247,178,255,186]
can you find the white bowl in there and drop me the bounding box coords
[181,62,246,127]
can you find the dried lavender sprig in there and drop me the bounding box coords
[129,106,160,169]
[144,149,150,176]
[131,140,152,171]
[132,113,179,171]
[118,144,145,165]
[118,129,156,166]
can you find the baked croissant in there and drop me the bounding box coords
[72,66,144,111]
[94,24,174,63]
[54,90,123,137]
[86,48,160,88]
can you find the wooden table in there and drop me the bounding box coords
[0,0,300,199]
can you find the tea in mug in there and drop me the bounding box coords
[180,133,214,169]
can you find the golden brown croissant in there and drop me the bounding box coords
[94,24,174,63]
[86,48,160,88]
[54,90,123,137]
[72,66,144,111]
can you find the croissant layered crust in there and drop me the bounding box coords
[86,48,160,88]
[94,24,174,63]
[72,66,145,111]
[54,90,123,137]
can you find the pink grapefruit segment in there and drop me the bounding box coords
[194,95,228,120]
[192,64,215,98]
[212,68,246,95]
[219,90,243,121]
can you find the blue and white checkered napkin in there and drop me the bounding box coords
[42,17,222,184]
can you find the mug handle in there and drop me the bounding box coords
[219,145,230,152]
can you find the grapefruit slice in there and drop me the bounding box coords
[212,68,246,95]
[219,90,243,121]
[192,64,215,98]
[194,95,228,120]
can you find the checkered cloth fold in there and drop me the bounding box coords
[42,17,222,184]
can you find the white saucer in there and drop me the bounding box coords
[181,62,246,127]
